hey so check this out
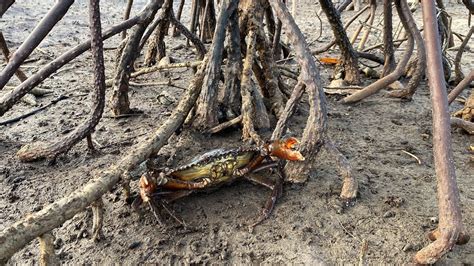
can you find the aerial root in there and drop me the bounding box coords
[448,70,474,105]
[388,0,425,99]
[272,79,305,140]
[356,0,376,51]
[91,197,105,242]
[414,2,470,263]
[0,52,209,263]
[453,83,474,123]
[38,232,58,266]
[451,117,474,134]
[325,139,357,203]
[343,0,414,104]
[414,227,470,264]
[271,0,328,183]
[453,26,473,84]
[240,2,264,144]
[16,0,107,162]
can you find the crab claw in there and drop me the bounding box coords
[269,137,305,161]
[139,173,157,203]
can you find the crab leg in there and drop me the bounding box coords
[247,160,279,175]
[246,167,284,228]
[161,190,194,202]
[240,137,305,175]
[234,154,267,176]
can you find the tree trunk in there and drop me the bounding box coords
[388,0,425,99]
[414,1,469,263]
[109,0,164,116]
[270,0,328,182]
[192,0,239,130]
[144,0,172,66]
[318,0,360,84]
[382,0,395,76]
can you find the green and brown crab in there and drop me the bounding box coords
[136,137,305,227]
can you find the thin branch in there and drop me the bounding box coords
[0,0,74,90]
[206,115,242,134]
[121,0,134,39]
[451,117,474,134]
[0,12,142,117]
[170,10,207,59]
[16,0,107,162]
[272,79,305,140]
[454,26,474,84]
[448,69,474,105]
[0,95,68,126]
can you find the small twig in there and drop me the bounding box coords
[313,8,323,42]
[277,66,299,80]
[159,200,187,228]
[276,56,295,63]
[130,80,187,90]
[452,31,466,42]
[103,46,118,50]
[103,113,143,119]
[148,201,165,227]
[359,20,383,33]
[131,60,202,78]
[362,37,409,52]
[50,65,76,77]
[0,95,68,126]
[324,85,364,90]
[129,81,170,87]
[401,150,422,164]
[358,239,368,266]
[206,115,242,134]
[105,61,202,87]
[98,132,148,150]
[324,88,361,95]
[451,117,474,134]
[92,138,103,149]
[335,217,358,241]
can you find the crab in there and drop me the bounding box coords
[136,137,305,227]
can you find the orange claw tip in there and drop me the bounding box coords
[288,150,305,161]
[269,137,305,161]
[139,174,157,203]
[283,137,300,149]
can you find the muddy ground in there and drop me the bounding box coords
[0,0,473,264]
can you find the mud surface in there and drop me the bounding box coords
[1,0,473,264]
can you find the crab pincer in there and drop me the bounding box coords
[267,137,305,161]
